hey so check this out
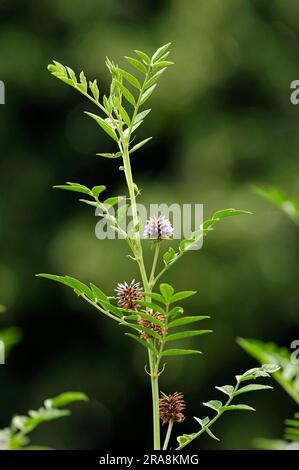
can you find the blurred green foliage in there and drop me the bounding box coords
[0,392,87,450]
[238,338,299,406]
[0,0,299,449]
[254,186,299,225]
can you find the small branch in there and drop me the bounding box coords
[149,242,160,287]
[163,420,173,450]
[176,379,241,450]
[82,295,121,323]
[76,86,109,118]
[152,250,185,288]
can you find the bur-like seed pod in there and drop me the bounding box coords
[115,280,144,310]
[143,215,173,240]
[159,391,186,424]
[138,310,166,340]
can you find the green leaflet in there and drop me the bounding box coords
[48,61,101,106]
[89,79,99,101]
[125,333,158,355]
[205,427,220,441]
[85,112,118,141]
[161,349,202,357]
[234,384,273,396]
[221,405,255,411]
[44,392,87,409]
[79,199,98,208]
[203,400,222,412]
[144,68,167,90]
[178,208,252,254]
[36,274,120,320]
[167,306,184,318]
[156,283,197,306]
[170,291,197,303]
[124,56,147,74]
[92,185,106,197]
[134,109,151,123]
[140,84,157,105]
[114,96,131,126]
[97,299,123,318]
[163,247,177,266]
[53,182,92,196]
[176,433,197,447]
[167,316,210,329]
[79,70,87,92]
[142,292,165,303]
[236,364,280,382]
[90,283,109,303]
[215,385,234,396]
[165,330,212,343]
[212,209,252,220]
[116,204,128,222]
[152,42,172,62]
[115,80,136,106]
[36,274,95,301]
[134,50,151,64]
[54,182,106,209]
[159,283,174,304]
[130,137,152,154]
[97,152,122,159]
[118,68,141,90]
[152,61,174,70]
[194,417,220,441]
[104,196,125,207]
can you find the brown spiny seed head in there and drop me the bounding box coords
[159,391,186,424]
[138,310,166,340]
[115,280,144,310]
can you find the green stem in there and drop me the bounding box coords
[163,420,174,450]
[149,242,160,287]
[119,64,162,450]
[121,137,161,450]
[151,367,161,449]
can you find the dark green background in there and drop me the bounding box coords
[0,0,298,449]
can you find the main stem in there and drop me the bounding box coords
[122,142,161,450]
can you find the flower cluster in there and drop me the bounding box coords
[143,215,173,240]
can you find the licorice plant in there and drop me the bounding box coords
[38,43,279,450]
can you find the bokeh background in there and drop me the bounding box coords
[0,0,298,450]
